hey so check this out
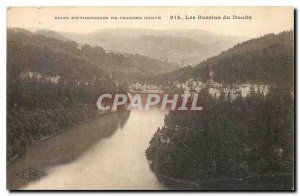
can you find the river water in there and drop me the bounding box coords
[7,109,167,190]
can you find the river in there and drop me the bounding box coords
[7,109,167,190]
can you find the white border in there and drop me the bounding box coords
[0,0,298,195]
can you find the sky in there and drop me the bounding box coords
[7,6,294,37]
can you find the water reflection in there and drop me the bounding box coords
[7,110,130,189]
[7,109,166,190]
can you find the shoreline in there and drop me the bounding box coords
[6,109,120,166]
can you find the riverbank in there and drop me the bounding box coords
[7,109,132,189]
[7,109,167,190]
[6,108,97,166]
[7,107,126,166]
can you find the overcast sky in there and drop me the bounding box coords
[7,7,294,37]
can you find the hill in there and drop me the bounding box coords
[36,29,71,42]
[58,28,247,66]
[7,28,118,162]
[9,28,180,76]
[154,31,294,89]
[145,31,294,190]
[194,31,294,88]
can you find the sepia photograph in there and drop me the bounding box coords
[6,6,294,190]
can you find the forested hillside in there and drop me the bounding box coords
[193,31,293,88]
[9,28,180,75]
[146,88,294,189]
[7,28,124,162]
[154,31,293,89]
[146,30,294,189]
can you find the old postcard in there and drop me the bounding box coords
[6,7,294,190]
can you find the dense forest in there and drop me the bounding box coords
[153,31,293,89]
[7,28,126,162]
[146,88,294,189]
[146,30,294,189]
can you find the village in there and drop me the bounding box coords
[129,77,270,101]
